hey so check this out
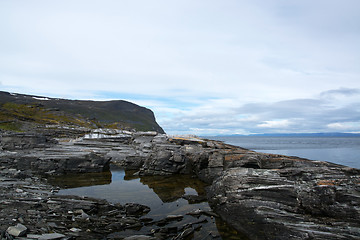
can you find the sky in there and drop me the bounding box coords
[1,0,360,135]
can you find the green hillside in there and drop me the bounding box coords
[0,91,164,133]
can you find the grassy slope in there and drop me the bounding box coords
[0,91,164,133]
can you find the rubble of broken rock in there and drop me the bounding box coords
[1,129,360,239]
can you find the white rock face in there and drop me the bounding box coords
[83,129,133,139]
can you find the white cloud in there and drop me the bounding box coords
[327,123,346,130]
[327,122,360,131]
[257,119,291,128]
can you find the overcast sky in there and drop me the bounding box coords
[1,0,360,135]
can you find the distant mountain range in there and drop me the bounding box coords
[0,91,164,133]
[218,132,360,137]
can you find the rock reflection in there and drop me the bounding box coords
[48,170,112,188]
[215,218,249,240]
[138,174,207,203]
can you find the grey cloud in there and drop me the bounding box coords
[238,99,326,119]
[320,88,360,98]
[162,93,360,135]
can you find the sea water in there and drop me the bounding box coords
[207,136,360,169]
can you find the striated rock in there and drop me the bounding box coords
[208,166,360,240]
[16,150,111,175]
[0,133,57,150]
[139,144,186,175]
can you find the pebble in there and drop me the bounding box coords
[15,188,24,193]
[69,227,82,232]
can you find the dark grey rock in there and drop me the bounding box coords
[208,166,360,240]
[0,133,57,150]
[124,203,150,216]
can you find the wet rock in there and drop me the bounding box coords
[185,209,218,218]
[154,215,183,226]
[165,215,183,221]
[173,227,194,240]
[186,209,203,217]
[124,203,150,216]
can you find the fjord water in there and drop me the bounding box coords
[51,166,244,239]
[208,136,360,169]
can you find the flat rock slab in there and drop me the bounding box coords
[26,233,66,240]
[7,223,28,237]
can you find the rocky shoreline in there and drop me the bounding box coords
[1,129,359,239]
[1,167,215,240]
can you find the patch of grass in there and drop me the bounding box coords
[0,100,163,133]
[0,102,96,129]
[0,122,23,132]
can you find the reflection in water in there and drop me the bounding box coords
[48,171,112,188]
[139,174,207,203]
[54,166,247,239]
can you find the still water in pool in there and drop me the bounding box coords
[49,166,246,239]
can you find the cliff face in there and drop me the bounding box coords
[0,91,164,134]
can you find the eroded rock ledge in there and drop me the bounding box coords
[1,129,359,239]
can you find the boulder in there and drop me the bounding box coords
[7,223,27,237]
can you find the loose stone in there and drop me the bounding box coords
[6,223,27,237]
